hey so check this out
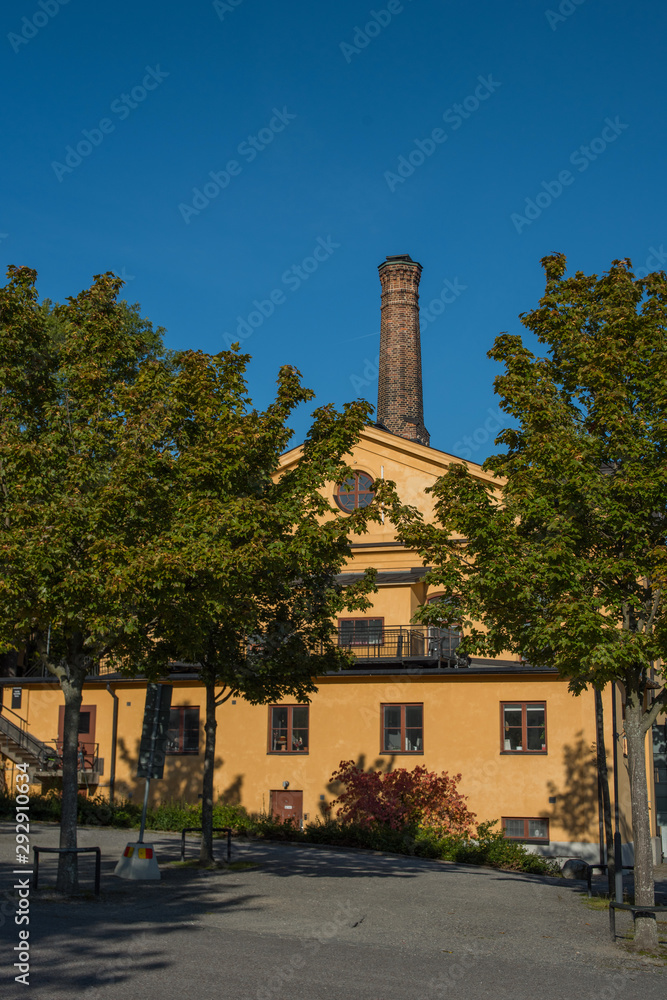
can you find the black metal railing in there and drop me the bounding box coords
[21,659,118,679]
[35,739,100,774]
[8,626,468,683]
[336,625,467,667]
[0,706,49,761]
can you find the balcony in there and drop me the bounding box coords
[32,739,101,779]
[337,625,469,669]
[7,627,469,681]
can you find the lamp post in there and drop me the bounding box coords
[611,682,624,903]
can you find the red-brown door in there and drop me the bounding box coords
[270,790,303,825]
[58,705,97,766]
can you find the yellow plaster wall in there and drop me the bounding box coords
[7,672,653,852]
[3,427,655,855]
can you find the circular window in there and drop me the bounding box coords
[334,472,375,512]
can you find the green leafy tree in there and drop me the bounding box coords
[0,266,173,892]
[378,254,667,950]
[138,349,376,864]
[0,266,378,883]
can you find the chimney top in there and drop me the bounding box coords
[376,254,430,448]
[379,254,422,269]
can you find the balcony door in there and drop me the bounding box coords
[58,705,97,763]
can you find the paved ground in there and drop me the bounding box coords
[1,823,665,1000]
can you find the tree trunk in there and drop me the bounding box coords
[199,678,217,865]
[594,690,615,897]
[624,686,658,951]
[56,671,83,893]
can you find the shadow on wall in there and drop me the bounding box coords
[114,735,223,805]
[544,731,599,841]
[219,773,243,806]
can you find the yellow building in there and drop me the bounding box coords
[0,254,662,864]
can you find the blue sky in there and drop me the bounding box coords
[3,0,666,461]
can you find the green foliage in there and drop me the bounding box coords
[413,820,561,874]
[374,254,667,940]
[144,799,254,833]
[0,267,174,674]
[0,266,377,874]
[0,791,253,832]
[0,790,559,874]
[302,818,416,854]
[139,347,378,694]
[252,815,560,875]
[0,267,182,889]
[0,789,137,826]
[376,254,667,717]
[251,813,307,841]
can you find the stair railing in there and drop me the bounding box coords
[0,705,53,761]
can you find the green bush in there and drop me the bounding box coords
[0,789,560,876]
[251,813,306,841]
[0,789,141,826]
[254,815,561,876]
[145,800,254,833]
[0,787,62,821]
[412,820,561,875]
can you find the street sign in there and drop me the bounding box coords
[137,683,172,779]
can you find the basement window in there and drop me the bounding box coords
[334,472,375,512]
[502,818,549,842]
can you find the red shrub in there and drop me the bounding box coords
[330,760,476,834]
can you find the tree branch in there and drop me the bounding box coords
[642,686,667,733]
[0,458,10,529]
[646,587,661,632]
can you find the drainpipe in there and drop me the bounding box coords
[106,683,118,805]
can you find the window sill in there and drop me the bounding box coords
[379,751,424,755]
[267,750,309,755]
[500,750,547,755]
[505,837,550,844]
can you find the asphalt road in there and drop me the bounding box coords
[1,823,665,999]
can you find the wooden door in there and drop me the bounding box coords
[58,705,97,766]
[270,789,303,826]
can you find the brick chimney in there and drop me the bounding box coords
[376,254,430,447]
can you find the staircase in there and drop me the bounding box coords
[0,707,51,771]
